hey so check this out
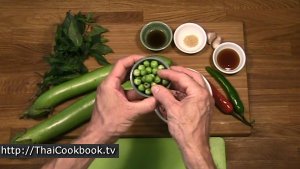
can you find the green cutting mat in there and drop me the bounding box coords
[89,137,226,169]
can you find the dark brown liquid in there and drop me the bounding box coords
[217,49,240,70]
[146,30,166,48]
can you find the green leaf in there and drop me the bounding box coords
[74,12,87,34]
[90,34,101,44]
[90,43,113,55]
[68,18,83,47]
[55,25,63,41]
[100,37,109,43]
[37,11,112,96]
[62,11,72,35]
[86,13,94,23]
[88,25,108,37]
[90,52,110,65]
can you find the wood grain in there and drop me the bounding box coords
[0,0,299,168]
[0,22,251,139]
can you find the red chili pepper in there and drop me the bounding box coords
[208,80,234,114]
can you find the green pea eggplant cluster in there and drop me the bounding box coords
[132,59,169,96]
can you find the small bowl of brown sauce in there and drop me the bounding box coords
[173,23,207,54]
[140,21,173,51]
[212,42,246,74]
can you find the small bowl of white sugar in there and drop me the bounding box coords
[173,23,207,54]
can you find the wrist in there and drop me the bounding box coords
[174,132,209,152]
[182,146,215,169]
[177,139,215,169]
[74,124,118,144]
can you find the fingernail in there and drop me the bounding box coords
[151,85,160,94]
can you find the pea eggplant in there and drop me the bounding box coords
[132,58,169,96]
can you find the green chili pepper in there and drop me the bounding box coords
[205,66,244,115]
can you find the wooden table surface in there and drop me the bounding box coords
[0,0,299,169]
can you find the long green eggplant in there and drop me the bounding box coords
[13,92,97,144]
[24,65,113,118]
[13,82,133,144]
[24,55,172,118]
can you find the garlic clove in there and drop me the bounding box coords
[207,32,217,45]
[212,36,222,49]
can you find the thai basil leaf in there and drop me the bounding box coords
[88,25,108,36]
[86,13,94,23]
[68,17,83,47]
[90,43,113,55]
[90,52,110,65]
[37,11,112,96]
[100,37,109,43]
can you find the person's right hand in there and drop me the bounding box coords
[151,66,215,169]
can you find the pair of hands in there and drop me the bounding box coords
[86,55,214,148]
[43,55,215,169]
[77,55,216,169]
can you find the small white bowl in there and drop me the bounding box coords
[212,42,246,74]
[173,23,207,54]
[155,72,212,123]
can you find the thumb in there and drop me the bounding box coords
[131,97,157,115]
[151,85,178,108]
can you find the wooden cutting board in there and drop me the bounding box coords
[88,22,252,137]
[0,22,251,146]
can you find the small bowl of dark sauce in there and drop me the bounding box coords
[140,21,173,51]
[212,42,246,74]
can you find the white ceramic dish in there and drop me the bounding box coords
[212,42,246,74]
[155,71,212,123]
[173,23,207,54]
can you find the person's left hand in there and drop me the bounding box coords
[83,55,157,143]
